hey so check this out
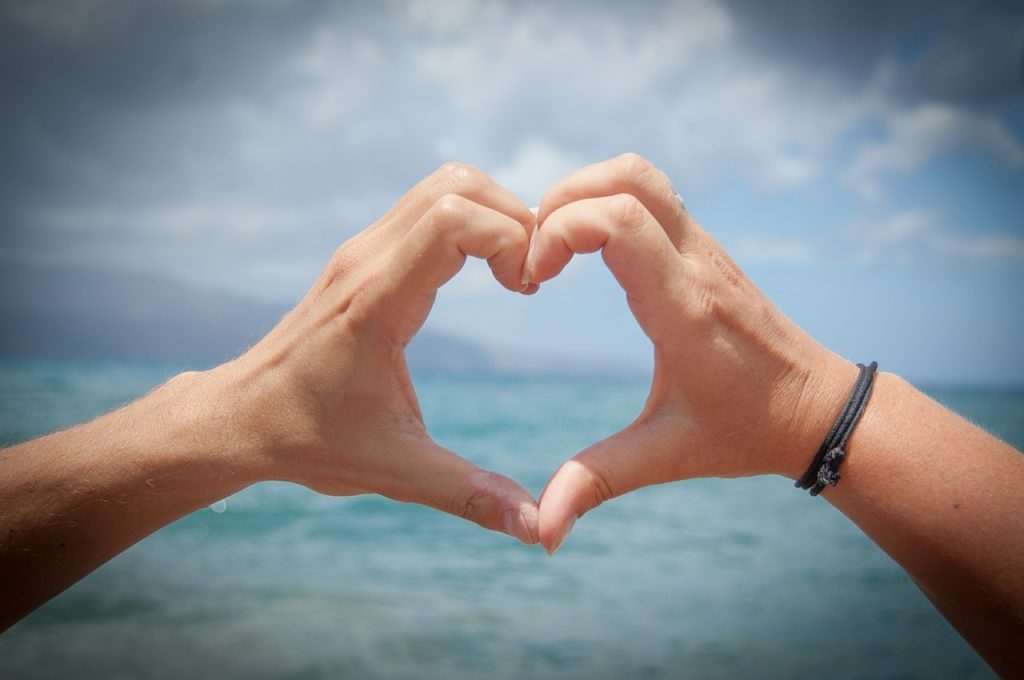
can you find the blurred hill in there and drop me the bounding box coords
[0,264,635,375]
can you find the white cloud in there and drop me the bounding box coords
[759,154,820,191]
[958,235,1024,261]
[407,0,734,119]
[436,257,515,299]
[727,210,1024,269]
[849,210,1024,266]
[25,191,386,301]
[8,0,1023,315]
[351,0,866,196]
[844,103,1024,200]
[491,139,582,206]
[857,210,932,245]
[726,232,818,266]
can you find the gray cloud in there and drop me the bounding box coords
[720,0,1024,110]
[1,0,1021,307]
[894,2,1024,109]
[0,1,454,296]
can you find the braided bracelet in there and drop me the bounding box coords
[795,361,878,496]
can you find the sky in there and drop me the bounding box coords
[1,0,1023,384]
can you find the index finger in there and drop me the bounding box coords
[386,194,534,300]
[381,162,537,241]
[537,153,691,250]
[526,194,684,342]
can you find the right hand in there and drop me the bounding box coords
[526,153,859,553]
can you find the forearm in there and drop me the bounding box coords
[0,370,255,631]
[528,154,1023,674]
[804,370,1024,676]
[0,167,544,632]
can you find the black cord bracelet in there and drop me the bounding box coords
[795,361,878,496]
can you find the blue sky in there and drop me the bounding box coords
[1,0,1022,384]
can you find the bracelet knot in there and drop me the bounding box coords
[796,361,878,497]
[811,446,846,495]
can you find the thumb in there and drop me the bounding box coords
[394,441,539,545]
[538,418,681,554]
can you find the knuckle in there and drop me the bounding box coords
[583,464,616,510]
[615,152,674,198]
[435,160,464,180]
[429,194,471,231]
[436,161,485,192]
[496,221,528,253]
[513,224,530,251]
[562,459,615,514]
[324,247,359,282]
[609,193,646,232]
[692,280,718,319]
[449,480,491,527]
[616,151,655,182]
[681,255,727,323]
[331,274,377,330]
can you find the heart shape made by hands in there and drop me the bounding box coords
[244,154,833,558]
[395,155,828,555]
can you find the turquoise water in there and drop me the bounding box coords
[2,361,1022,679]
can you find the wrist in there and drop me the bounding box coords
[151,365,270,491]
[774,348,861,481]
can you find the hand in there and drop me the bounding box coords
[205,163,541,544]
[525,153,859,553]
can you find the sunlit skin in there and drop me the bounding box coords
[1,155,1022,677]
[0,162,543,631]
[527,153,1024,678]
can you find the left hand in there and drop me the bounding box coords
[204,162,542,543]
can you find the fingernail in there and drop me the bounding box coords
[504,509,533,545]
[519,207,540,287]
[521,228,538,286]
[547,514,577,556]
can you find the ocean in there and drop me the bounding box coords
[1,360,1021,679]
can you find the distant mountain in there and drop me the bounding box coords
[0,263,495,371]
[0,264,643,376]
